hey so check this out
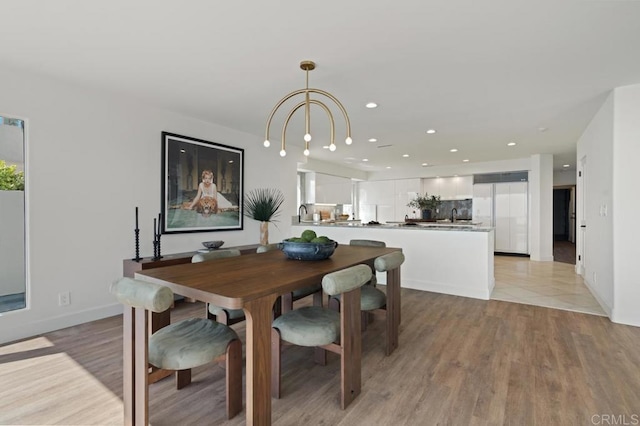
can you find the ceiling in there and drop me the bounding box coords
[3,1,640,174]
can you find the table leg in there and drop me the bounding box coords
[123,307,134,426]
[340,288,362,409]
[243,295,278,426]
[386,268,401,355]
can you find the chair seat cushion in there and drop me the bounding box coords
[272,306,339,347]
[292,283,322,299]
[333,285,386,311]
[208,304,246,320]
[149,318,238,370]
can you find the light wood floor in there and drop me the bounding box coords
[492,256,606,316]
[2,274,639,424]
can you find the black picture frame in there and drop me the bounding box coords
[161,132,244,234]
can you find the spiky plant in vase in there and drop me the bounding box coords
[243,188,285,245]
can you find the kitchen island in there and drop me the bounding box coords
[292,222,495,300]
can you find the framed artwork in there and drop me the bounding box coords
[161,132,244,233]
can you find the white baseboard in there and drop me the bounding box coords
[0,303,123,345]
[378,277,492,301]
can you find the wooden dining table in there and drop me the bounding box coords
[133,244,402,425]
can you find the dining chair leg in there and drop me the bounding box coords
[271,328,282,399]
[176,369,191,389]
[314,347,328,366]
[313,290,323,307]
[226,339,243,419]
[281,293,294,314]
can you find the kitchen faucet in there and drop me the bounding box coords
[298,204,308,223]
[451,208,458,223]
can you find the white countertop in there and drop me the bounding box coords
[292,221,492,232]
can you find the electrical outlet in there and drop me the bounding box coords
[58,291,70,306]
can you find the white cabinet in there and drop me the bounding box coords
[473,182,528,254]
[472,183,493,227]
[394,178,421,220]
[421,176,473,200]
[494,182,528,254]
[358,179,420,222]
[456,176,473,199]
[315,173,353,204]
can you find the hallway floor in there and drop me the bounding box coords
[492,255,606,316]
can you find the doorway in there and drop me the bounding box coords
[553,186,576,264]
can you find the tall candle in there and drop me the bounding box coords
[153,218,157,240]
[158,213,162,235]
[135,207,139,229]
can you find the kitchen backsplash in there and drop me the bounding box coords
[434,199,472,220]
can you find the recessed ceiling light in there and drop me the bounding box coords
[463,159,469,162]
[426,129,436,134]
[421,163,428,167]
[365,102,378,108]
[453,174,458,177]
[539,127,548,132]
[229,160,233,163]
[563,164,570,168]
[322,145,329,149]
[386,166,391,169]
[368,138,377,142]
[362,159,369,162]
[450,148,458,153]
[507,142,516,146]
[180,149,186,153]
[402,154,409,157]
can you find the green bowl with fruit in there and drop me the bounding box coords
[279,230,338,260]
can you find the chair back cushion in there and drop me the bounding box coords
[322,264,372,296]
[374,251,405,272]
[349,239,386,247]
[191,248,241,263]
[111,277,173,312]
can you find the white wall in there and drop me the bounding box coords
[612,84,640,326]
[529,154,554,261]
[576,92,615,316]
[0,67,297,344]
[554,170,577,186]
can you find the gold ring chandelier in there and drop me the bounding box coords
[263,60,352,157]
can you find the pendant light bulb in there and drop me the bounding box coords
[345,136,353,145]
[304,133,312,142]
[303,148,310,156]
[263,140,270,147]
[280,149,287,157]
[329,144,336,152]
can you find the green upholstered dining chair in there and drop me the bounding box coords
[191,249,246,326]
[329,239,386,330]
[111,277,242,420]
[271,264,372,409]
[257,243,323,314]
[330,248,405,356]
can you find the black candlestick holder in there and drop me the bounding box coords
[132,228,141,262]
[152,233,163,261]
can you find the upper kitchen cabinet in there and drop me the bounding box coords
[394,178,421,219]
[421,176,473,200]
[315,173,353,204]
[358,179,419,222]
